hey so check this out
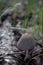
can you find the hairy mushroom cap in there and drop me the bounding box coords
[17,33,36,51]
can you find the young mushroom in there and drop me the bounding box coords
[17,33,36,51]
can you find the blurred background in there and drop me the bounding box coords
[0,0,43,45]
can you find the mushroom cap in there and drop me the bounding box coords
[17,33,36,51]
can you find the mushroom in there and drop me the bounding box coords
[17,33,36,51]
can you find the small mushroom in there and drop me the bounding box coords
[17,33,36,51]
